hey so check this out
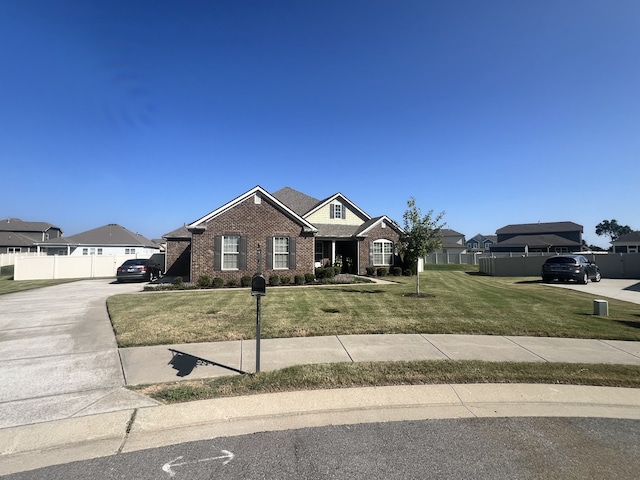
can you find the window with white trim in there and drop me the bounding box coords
[223,235,240,269]
[372,240,394,265]
[83,248,88,255]
[8,247,21,253]
[274,237,289,269]
[125,248,136,254]
[315,241,324,263]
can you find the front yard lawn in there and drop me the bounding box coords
[108,271,640,347]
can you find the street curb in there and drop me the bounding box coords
[2,383,640,476]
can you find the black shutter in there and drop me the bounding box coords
[213,236,221,270]
[369,241,374,265]
[266,237,273,270]
[239,236,247,270]
[288,237,296,269]
[342,207,346,220]
[330,204,335,219]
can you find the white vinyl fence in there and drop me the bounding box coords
[479,253,640,279]
[13,254,150,281]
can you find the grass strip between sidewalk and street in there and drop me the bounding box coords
[130,360,640,404]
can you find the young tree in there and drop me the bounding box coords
[399,197,446,296]
[595,219,632,243]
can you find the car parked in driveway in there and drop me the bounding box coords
[541,255,601,284]
[116,258,162,283]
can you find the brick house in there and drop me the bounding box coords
[164,186,404,282]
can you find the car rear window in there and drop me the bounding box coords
[122,259,147,266]
[544,257,576,264]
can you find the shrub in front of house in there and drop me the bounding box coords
[366,266,376,276]
[391,267,402,276]
[294,274,305,285]
[172,276,184,286]
[197,275,211,287]
[212,277,224,288]
[377,267,388,277]
[280,275,291,285]
[403,269,412,276]
[226,278,237,287]
[305,273,315,284]
[269,274,280,286]
[241,275,252,288]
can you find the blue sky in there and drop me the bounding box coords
[2,1,638,248]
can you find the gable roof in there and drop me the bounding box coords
[303,192,371,220]
[356,216,404,237]
[272,187,321,217]
[0,218,61,233]
[41,224,157,247]
[188,185,317,233]
[497,221,583,235]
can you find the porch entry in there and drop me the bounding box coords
[315,240,358,274]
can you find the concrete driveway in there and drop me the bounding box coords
[543,278,640,305]
[0,279,158,429]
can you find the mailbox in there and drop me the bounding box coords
[251,274,266,296]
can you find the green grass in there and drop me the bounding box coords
[132,360,640,403]
[108,271,640,347]
[0,265,79,295]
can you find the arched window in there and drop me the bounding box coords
[372,240,394,266]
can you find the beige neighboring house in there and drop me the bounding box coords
[612,231,640,253]
[38,223,160,256]
[0,218,63,254]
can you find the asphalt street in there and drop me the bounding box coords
[4,417,640,479]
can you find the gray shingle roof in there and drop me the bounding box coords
[42,224,156,247]
[163,225,191,239]
[272,187,321,216]
[0,218,61,233]
[496,222,583,235]
[614,231,640,243]
[0,231,35,247]
[495,234,580,247]
[314,224,363,238]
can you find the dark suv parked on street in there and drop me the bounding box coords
[541,255,601,284]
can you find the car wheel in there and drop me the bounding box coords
[579,270,589,284]
[593,271,601,282]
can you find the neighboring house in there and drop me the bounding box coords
[38,224,160,256]
[0,218,63,253]
[433,228,467,255]
[164,185,404,282]
[612,231,640,253]
[490,221,583,254]
[466,234,497,253]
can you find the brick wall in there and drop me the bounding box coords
[165,238,191,279]
[358,223,402,274]
[191,195,314,283]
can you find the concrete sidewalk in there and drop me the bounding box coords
[120,334,640,384]
[2,333,640,476]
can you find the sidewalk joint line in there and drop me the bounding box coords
[335,336,354,363]
[504,336,549,362]
[420,334,452,360]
